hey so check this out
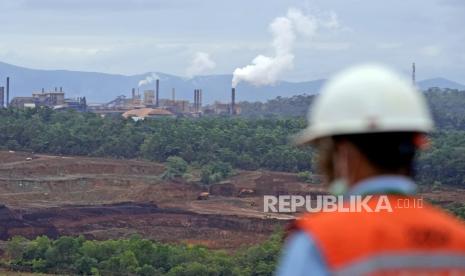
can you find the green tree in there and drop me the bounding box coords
[162,156,188,180]
[6,236,28,262]
[201,161,233,184]
[75,256,98,275]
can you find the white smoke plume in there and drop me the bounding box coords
[138,72,160,87]
[186,52,216,78]
[232,8,338,87]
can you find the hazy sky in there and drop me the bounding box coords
[0,0,464,83]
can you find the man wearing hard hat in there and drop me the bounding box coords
[277,65,465,275]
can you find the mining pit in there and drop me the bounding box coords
[0,151,462,250]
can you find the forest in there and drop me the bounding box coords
[1,88,465,186]
[3,234,281,275]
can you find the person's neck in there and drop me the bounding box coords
[347,167,379,188]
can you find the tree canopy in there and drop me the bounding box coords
[3,234,282,276]
[2,90,465,187]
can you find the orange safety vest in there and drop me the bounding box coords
[295,195,465,275]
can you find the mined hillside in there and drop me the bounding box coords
[0,151,462,250]
[0,151,306,249]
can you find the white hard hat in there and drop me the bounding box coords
[294,64,434,145]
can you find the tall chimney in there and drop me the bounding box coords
[132,88,136,100]
[412,62,416,85]
[0,87,4,108]
[155,79,160,107]
[231,87,236,115]
[194,89,200,112]
[6,77,10,107]
[193,89,197,112]
[172,88,176,102]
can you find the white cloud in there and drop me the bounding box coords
[376,42,403,50]
[15,0,192,11]
[0,0,463,84]
[420,45,442,57]
[321,11,341,29]
[301,41,351,51]
[48,46,105,56]
[186,52,216,78]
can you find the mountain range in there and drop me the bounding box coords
[0,61,463,104]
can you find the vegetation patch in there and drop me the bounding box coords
[2,233,282,276]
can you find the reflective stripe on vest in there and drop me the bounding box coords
[296,195,465,275]
[334,253,465,275]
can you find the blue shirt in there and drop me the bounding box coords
[276,176,417,276]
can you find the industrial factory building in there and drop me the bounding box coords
[9,97,35,108]
[203,101,241,116]
[89,79,240,118]
[9,87,87,111]
[2,76,240,118]
[33,88,65,106]
[143,90,155,105]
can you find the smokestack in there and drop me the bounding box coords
[0,87,4,108]
[155,79,160,107]
[172,88,176,102]
[132,88,136,100]
[412,62,416,85]
[193,89,197,112]
[231,87,236,115]
[6,77,10,107]
[194,89,201,112]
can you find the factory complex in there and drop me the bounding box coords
[1,77,241,120]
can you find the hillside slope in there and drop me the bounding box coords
[2,61,463,104]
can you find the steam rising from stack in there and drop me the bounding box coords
[138,73,159,87]
[232,8,338,88]
[187,52,216,78]
[137,73,160,107]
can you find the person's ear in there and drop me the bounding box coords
[346,142,364,182]
[333,141,351,179]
